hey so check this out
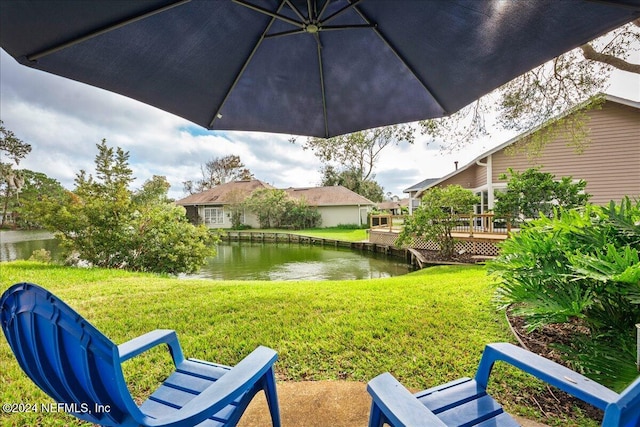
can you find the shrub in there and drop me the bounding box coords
[243,189,321,229]
[494,167,590,222]
[29,248,51,263]
[32,140,216,274]
[488,197,640,391]
[396,185,479,258]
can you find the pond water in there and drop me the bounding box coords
[184,241,411,281]
[0,230,61,262]
[1,231,411,281]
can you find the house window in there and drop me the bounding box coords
[203,207,224,225]
[475,190,489,214]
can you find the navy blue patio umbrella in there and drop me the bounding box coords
[1,0,639,138]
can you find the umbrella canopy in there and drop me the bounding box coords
[1,0,639,138]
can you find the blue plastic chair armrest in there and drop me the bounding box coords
[118,329,185,365]
[144,345,278,427]
[476,343,619,411]
[367,372,447,427]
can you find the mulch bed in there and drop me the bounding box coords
[506,308,604,424]
[414,249,483,264]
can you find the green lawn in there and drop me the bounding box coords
[292,227,369,242]
[0,262,597,426]
[224,227,369,242]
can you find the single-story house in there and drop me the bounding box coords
[176,179,274,227]
[376,197,409,215]
[283,185,374,227]
[176,180,375,228]
[408,94,640,213]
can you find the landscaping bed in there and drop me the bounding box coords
[507,309,604,423]
[414,248,485,265]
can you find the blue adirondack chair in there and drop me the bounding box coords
[0,282,281,427]
[368,343,640,427]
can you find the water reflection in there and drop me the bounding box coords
[183,241,411,281]
[1,231,412,281]
[0,230,60,262]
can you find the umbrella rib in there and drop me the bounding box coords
[350,4,450,114]
[264,29,307,39]
[284,0,308,23]
[266,24,373,38]
[25,0,191,62]
[316,0,331,21]
[233,0,304,28]
[208,1,286,129]
[315,34,330,138]
[307,0,316,21]
[322,0,364,24]
[320,24,375,31]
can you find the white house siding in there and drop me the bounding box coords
[197,206,261,229]
[316,206,369,227]
[490,102,640,205]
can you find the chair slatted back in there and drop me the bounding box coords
[1,283,136,425]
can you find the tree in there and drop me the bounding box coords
[133,175,172,205]
[494,167,591,221]
[184,154,254,194]
[242,188,321,229]
[320,165,384,202]
[35,140,215,274]
[420,21,639,151]
[12,170,66,229]
[396,185,479,258]
[243,188,288,229]
[279,198,322,229]
[0,121,32,227]
[302,125,412,200]
[225,189,247,229]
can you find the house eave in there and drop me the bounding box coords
[414,93,639,199]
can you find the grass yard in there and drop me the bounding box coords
[228,227,369,242]
[292,227,369,242]
[0,261,598,426]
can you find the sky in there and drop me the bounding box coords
[1,48,638,202]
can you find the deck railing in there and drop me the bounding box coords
[370,214,405,232]
[452,213,512,236]
[370,213,512,236]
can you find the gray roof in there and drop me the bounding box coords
[284,186,375,206]
[175,180,274,205]
[176,181,375,207]
[403,178,440,193]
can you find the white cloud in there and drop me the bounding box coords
[2,48,639,201]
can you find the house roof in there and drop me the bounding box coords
[284,186,375,206]
[377,198,409,210]
[415,94,640,198]
[176,181,375,207]
[403,178,440,193]
[175,179,274,205]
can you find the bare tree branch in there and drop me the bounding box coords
[580,43,640,74]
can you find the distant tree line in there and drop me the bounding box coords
[1,124,216,275]
[242,188,321,229]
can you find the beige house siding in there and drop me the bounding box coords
[425,97,639,208]
[437,165,485,189]
[316,206,369,228]
[491,102,640,205]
